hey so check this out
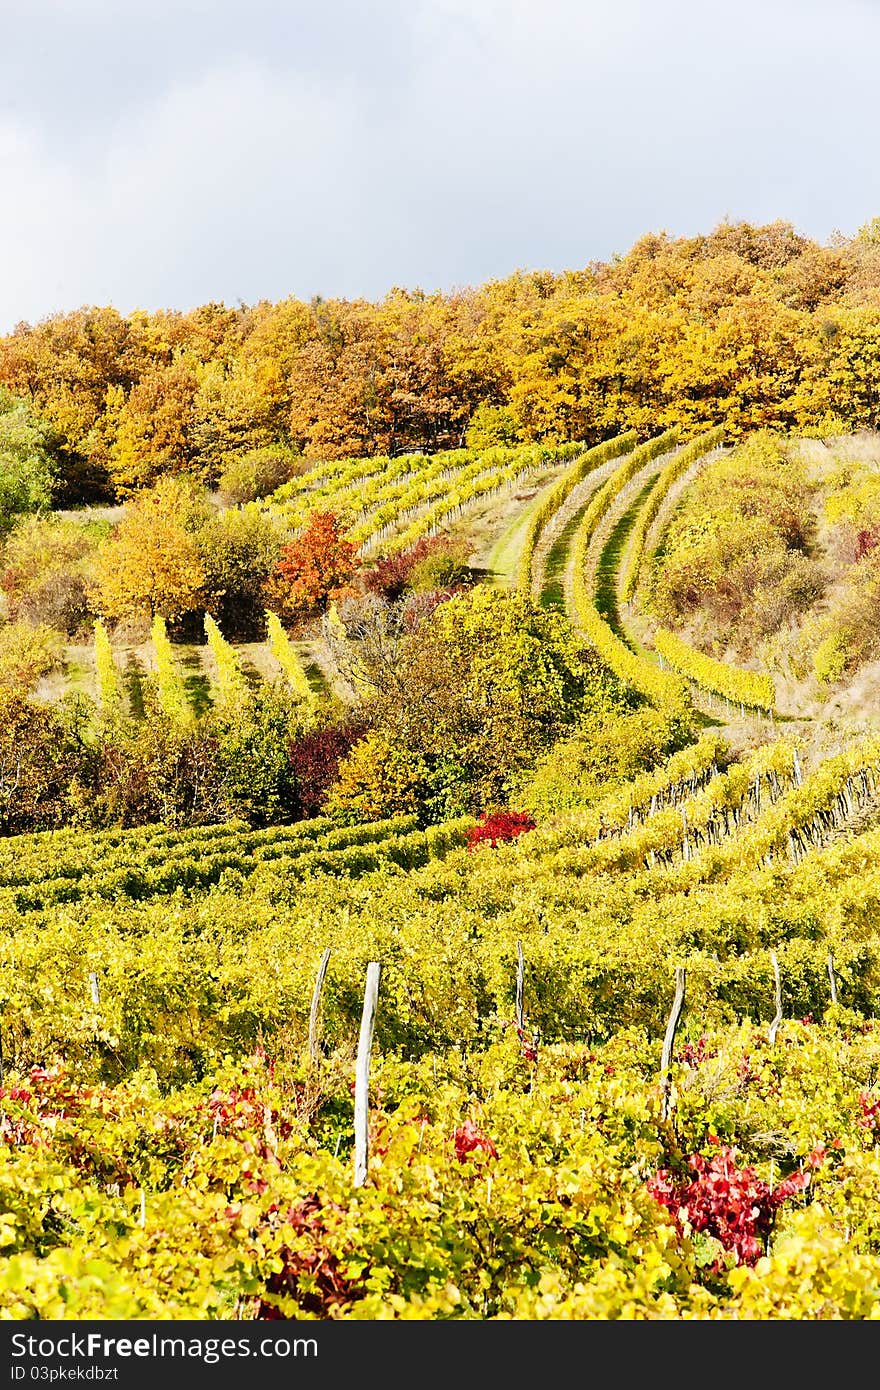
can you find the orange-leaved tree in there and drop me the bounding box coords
[265,511,359,625]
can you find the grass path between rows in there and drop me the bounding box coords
[593,475,658,642]
[481,474,564,588]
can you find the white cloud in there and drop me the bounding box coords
[0,64,359,324]
[1,0,879,327]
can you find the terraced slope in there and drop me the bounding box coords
[518,430,776,721]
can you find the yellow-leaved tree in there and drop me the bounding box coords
[92,478,207,622]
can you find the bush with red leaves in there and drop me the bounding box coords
[288,722,365,818]
[453,1119,498,1163]
[858,1091,880,1135]
[677,1036,718,1068]
[363,538,443,600]
[648,1146,808,1268]
[0,1068,84,1148]
[257,1194,361,1318]
[855,526,880,561]
[466,810,536,850]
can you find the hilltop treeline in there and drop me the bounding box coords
[2,218,880,502]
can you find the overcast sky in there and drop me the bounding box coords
[1,0,877,330]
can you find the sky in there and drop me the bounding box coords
[1,0,878,329]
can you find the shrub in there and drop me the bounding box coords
[2,514,104,635]
[0,691,78,832]
[0,621,64,692]
[16,569,92,635]
[813,631,851,686]
[0,389,56,534]
[407,544,470,592]
[465,403,521,449]
[81,716,227,830]
[214,686,301,826]
[198,507,284,639]
[363,537,470,601]
[466,810,536,849]
[325,731,430,824]
[218,447,302,505]
[803,548,880,681]
[288,722,365,819]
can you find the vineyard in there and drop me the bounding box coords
[4,420,880,1321]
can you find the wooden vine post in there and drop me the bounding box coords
[515,941,525,1036]
[660,967,686,1120]
[88,972,101,1047]
[768,951,783,1046]
[353,962,381,1189]
[827,952,838,1007]
[308,948,331,1064]
[514,940,539,1063]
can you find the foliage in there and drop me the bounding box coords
[407,542,470,592]
[466,810,536,848]
[93,619,124,717]
[519,706,691,815]
[265,611,317,712]
[197,506,284,639]
[517,431,638,590]
[0,620,64,693]
[150,615,193,724]
[325,730,431,824]
[93,478,208,622]
[803,548,880,683]
[266,512,359,625]
[363,537,466,601]
[3,704,880,1314]
[218,446,302,505]
[464,402,521,448]
[648,433,821,646]
[288,723,366,819]
[8,221,880,505]
[204,614,249,709]
[106,358,200,493]
[1,514,102,635]
[0,691,79,832]
[342,586,626,813]
[0,389,56,533]
[568,433,690,709]
[77,715,227,830]
[648,1146,808,1268]
[212,686,301,827]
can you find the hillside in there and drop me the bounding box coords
[5,245,880,1315]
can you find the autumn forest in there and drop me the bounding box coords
[2,218,880,508]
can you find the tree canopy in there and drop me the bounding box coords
[3,221,880,502]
